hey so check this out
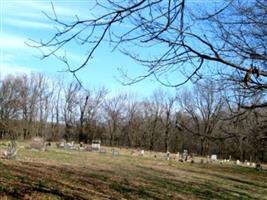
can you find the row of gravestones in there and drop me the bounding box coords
[141,149,264,172]
[55,140,121,156]
[55,140,100,151]
[1,139,263,171]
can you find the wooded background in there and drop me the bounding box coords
[0,73,266,162]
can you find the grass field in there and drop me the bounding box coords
[0,143,267,200]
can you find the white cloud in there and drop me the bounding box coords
[0,63,37,76]
[4,18,54,30]
[3,0,93,21]
[0,34,28,49]
[0,32,85,61]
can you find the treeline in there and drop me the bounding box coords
[0,73,266,162]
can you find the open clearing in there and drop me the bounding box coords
[0,143,267,200]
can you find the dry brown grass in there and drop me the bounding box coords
[0,143,266,200]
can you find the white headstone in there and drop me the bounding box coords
[236,160,240,165]
[211,154,217,160]
[92,140,101,151]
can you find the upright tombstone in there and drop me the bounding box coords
[79,142,85,151]
[183,149,188,161]
[176,152,180,160]
[206,155,210,163]
[211,155,217,161]
[229,155,232,162]
[85,145,92,151]
[56,140,66,148]
[66,141,76,150]
[30,137,46,151]
[256,161,262,171]
[112,148,120,156]
[99,148,107,154]
[166,151,170,161]
[92,140,101,151]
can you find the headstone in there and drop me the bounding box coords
[56,140,65,148]
[182,150,188,161]
[112,148,120,156]
[92,140,101,151]
[206,155,210,163]
[66,141,76,150]
[211,154,217,161]
[99,148,107,154]
[79,142,85,151]
[30,137,46,151]
[236,160,240,165]
[166,151,170,161]
[256,162,262,171]
[183,149,188,158]
[140,150,144,156]
[85,145,92,151]
[79,146,85,151]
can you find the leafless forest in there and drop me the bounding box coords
[0,73,266,162]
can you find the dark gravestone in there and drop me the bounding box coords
[256,162,262,171]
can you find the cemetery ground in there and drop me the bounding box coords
[0,142,267,200]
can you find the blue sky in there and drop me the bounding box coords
[0,0,197,97]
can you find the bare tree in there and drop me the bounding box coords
[162,93,176,152]
[50,79,64,140]
[0,75,21,139]
[144,90,164,151]
[63,81,81,141]
[178,81,225,156]
[28,0,267,108]
[103,94,126,146]
[1,73,266,158]
[78,88,107,142]
[221,89,267,161]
